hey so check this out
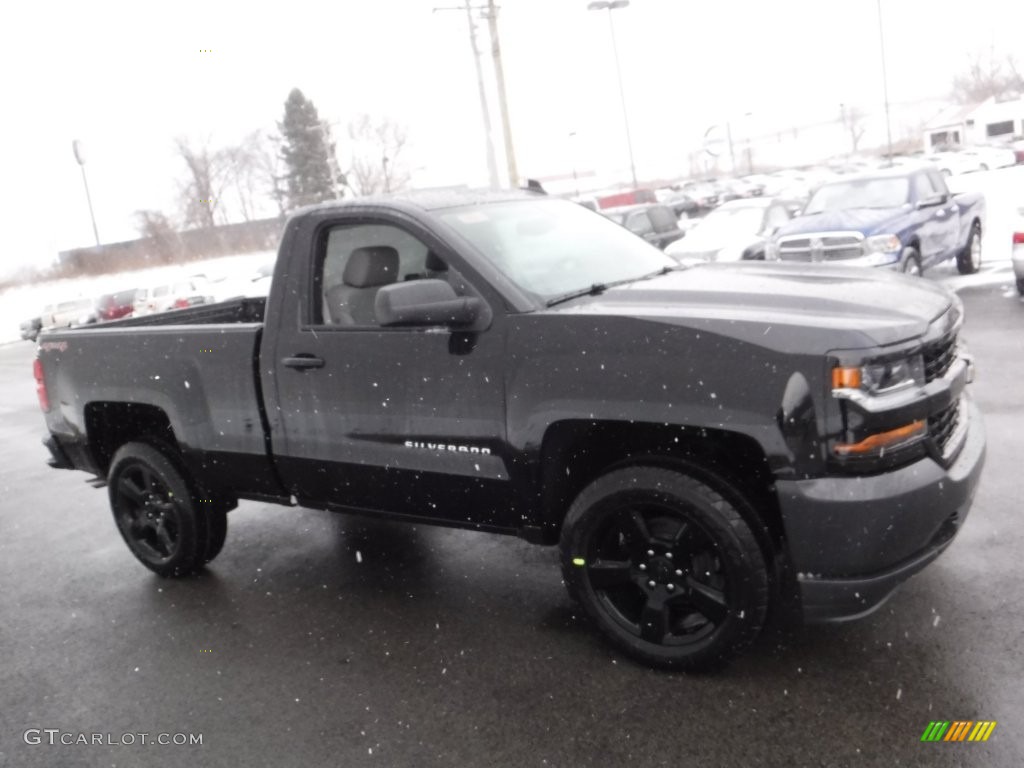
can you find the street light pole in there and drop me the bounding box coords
[71,140,100,246]
[876,0,894,161]
[587,1,638,189]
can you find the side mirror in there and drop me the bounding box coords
[916,193,948,209]
[375,279,484,328]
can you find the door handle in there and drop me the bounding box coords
[282,355,325,370]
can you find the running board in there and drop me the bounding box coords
[87,477,108,489]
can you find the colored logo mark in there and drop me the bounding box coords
[921,721,997,742]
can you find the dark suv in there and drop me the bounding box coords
[604,203,687,250]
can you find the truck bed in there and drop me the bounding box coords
[38,296,280,499]
[84,296,267,329]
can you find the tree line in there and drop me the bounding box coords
[136,89,410,241]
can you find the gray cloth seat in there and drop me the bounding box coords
[425,250,448,279]
[326,246,399,325]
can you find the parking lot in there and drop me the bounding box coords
[1,273,1021,767]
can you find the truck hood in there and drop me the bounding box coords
[546,262,954,349]
[776,207,909,238]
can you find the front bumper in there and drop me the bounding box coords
[775,400,986,622]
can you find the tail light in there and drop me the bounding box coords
[33,358,49,412]
[1013,232,1024,246]
[173,298,190,309]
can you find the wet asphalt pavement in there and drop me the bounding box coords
[1,282,1022,768]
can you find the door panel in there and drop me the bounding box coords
[270,220,512,528]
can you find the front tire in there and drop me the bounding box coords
[108,442,227,577]
[956,223,982,275]
[898,247,923,276]
[560,466,769,671]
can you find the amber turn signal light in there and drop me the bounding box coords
[831,366,862,390]
[834,420,925,456]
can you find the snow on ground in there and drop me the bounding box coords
[0,250,275,344]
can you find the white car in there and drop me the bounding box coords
[665,198,793,263]
[926,151,982,177]
[961,145,1018,170]
[133,279,214,316]
[41,298,97,330]
[929,145,1017,176]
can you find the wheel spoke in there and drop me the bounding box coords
[640,592,670,643]
[119,476,146,504]
[668,519,691,548]
[684,575,728,624]
[587,560,633,590]
[155,522,175,555]
[140,467,157,494]
[621,510,652,555]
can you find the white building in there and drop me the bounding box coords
[924,95,1024,150]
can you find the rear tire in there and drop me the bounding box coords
[107,442,227,577]
[898,247,923,276]
[956,223,982,275]
[1017,277,1024,297]
[560,465,769,671]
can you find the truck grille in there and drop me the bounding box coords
[776,233,865,262]
[923,333,957,382]
[929,397,966,460]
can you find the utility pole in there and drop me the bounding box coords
[434,4,500,189]
[486,0,518,187]
[876,0,894,162]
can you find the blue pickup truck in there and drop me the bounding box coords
[769,166,985,276]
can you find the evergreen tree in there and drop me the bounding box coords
[278,89,340,209]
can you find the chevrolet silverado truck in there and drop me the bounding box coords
[35,190,985,671]
[770,166,985,276]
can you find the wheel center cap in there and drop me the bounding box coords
[650,557,673,582]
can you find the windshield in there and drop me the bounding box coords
[804,177,910,213]
[439,199,675,300]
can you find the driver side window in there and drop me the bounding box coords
[317,224,430,326]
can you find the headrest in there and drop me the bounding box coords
[425,251,448,272]
[343,246,399,288]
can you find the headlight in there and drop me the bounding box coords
[865,234,902,254]
[830,353,927,460]
[832,354,924,396]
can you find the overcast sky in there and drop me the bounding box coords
[1,0,1019,273]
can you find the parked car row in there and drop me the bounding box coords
[18,278,217,341]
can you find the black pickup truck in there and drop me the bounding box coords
[35,190,985,671]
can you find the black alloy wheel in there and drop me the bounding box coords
[561,466,769,671]
[108,442,225,577]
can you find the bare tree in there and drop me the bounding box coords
[175,137,230,229]
[951,48,1024,104]
[218,131,291,222]
[134,209,183,263]
[839,104,867,154]
[252,131,289,217]
[346,115,412,196]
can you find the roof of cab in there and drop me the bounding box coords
[296,187,543,217]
